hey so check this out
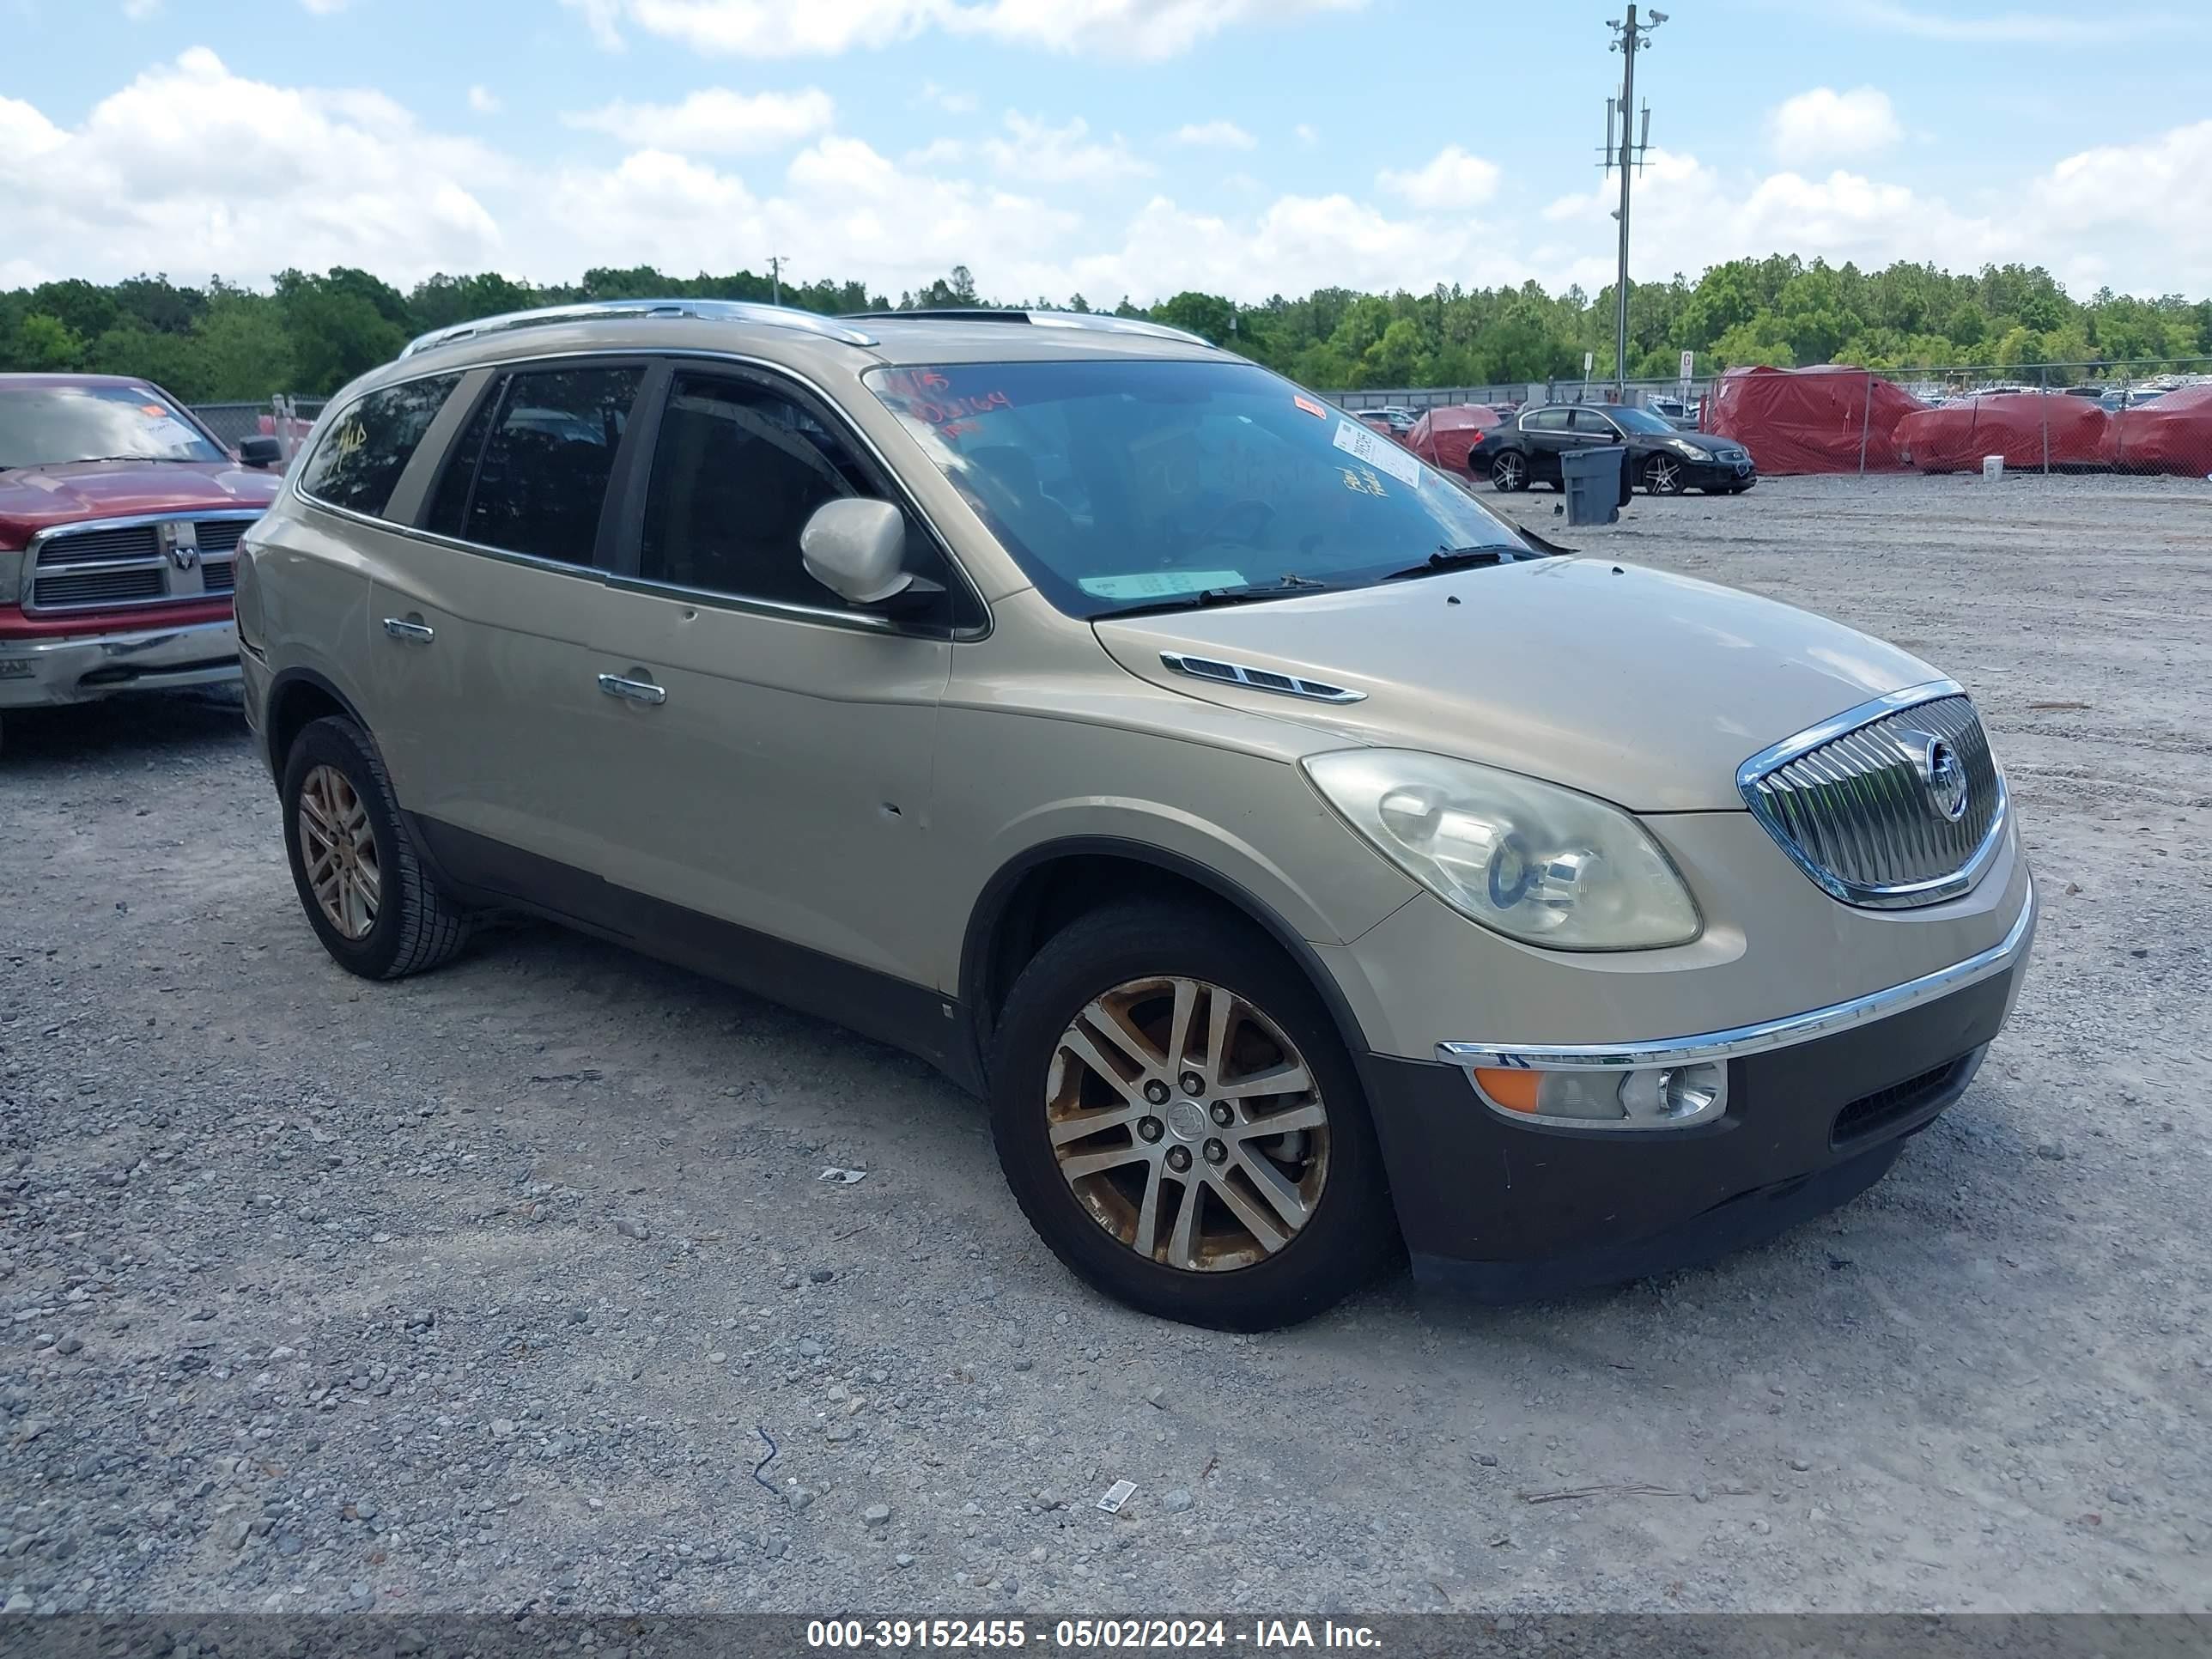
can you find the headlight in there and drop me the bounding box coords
[1302,750,1702,950]
[1668,438,1705,457]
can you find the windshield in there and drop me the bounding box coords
[1609,406,1680,434]
[866,359,1531,617]
[0,384,227,470]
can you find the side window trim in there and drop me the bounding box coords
[295,371,464,520]
[398,355,658,575]
[387,366,496,526]
[609,356,988,637]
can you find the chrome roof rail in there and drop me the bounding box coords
[842,308,1214,348]
[398,299,878,358]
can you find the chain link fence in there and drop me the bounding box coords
[191,397,325,461]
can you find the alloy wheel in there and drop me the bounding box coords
[1046,975,1329,1273]
[1644,455,1681,493]
[297,763,381,941]
[1492,452,1526,490]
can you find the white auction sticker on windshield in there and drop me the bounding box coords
[1333,419,1424,489]
[1078,568,1246,600]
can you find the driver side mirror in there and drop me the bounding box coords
[801,498,915,607]
[237,435,282,470]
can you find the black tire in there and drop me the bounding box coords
[1642,453,1688,495]
[279,714,471,980]
[988,901,1399,1330]
[1489,449,1529,492]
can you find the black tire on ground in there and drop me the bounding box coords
[1489,450,1529,492]
[279,714,471,980]
[988,901,1400,1330]
[1643,454,1688,494]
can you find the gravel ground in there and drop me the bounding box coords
[2,472,2209,1619]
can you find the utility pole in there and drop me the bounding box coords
[768,254,787,307]
[1603,7,1664,399]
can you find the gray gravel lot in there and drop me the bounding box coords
[2,473,2209,1618]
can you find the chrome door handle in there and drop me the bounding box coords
[598,673,666,707]
[382,617,434,643]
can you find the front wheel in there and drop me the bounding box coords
[1489,450,1529,492]
[280,715,471,980]
[988,902,1398,1329]
[1642,453,1687,494]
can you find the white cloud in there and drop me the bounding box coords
[300,0,351,12]
[468,85,501,115]
[1294,123,1318,148]
[1172,119,1255,149]
[563,87,835,154]
[123,0,163,19]
[981,112,1149,185]
[567,0,1369,58]
[1768,86,1901,164]
[0,49,508,289]
[9,48,2210,324]
[1376,145,1500,210]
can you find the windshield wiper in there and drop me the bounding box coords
[27,455,205,468]
[1091,574,1332,619]
[1381,546,1510,581]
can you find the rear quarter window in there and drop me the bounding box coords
[298,374,462,518]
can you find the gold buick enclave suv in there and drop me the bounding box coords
[238,300,2035,1328]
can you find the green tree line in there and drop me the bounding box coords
[4,256,2207,403]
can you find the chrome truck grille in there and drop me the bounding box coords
[1738,682,2007,910]
[23,511,264,616]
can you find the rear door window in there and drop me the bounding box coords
[434,366,643,565]
[299,375,461,518]
[1523,408,1570,433]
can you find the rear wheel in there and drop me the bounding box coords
[1642,453,1687,494]
[1489,450,1528,492]
[988,902,1398,1329]
[281,715,471,980]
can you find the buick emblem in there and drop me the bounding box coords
[1920,736,1969,823]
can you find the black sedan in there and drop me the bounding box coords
[1485,402,1756,495]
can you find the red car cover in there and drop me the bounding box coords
[2102,385,2212,477]
[1705,365,1924,475]
[1406,404,1504,476]
[1896,394,2110,472]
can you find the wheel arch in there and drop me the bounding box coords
[957,836,1376,1089]
[264,666,370,783]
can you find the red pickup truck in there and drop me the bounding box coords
[1,374,284,750]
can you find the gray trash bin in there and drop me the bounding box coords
[1559,444,1631,526]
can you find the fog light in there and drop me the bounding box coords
[1471,1061,1727,1129]
[1618,1062,1727,1126]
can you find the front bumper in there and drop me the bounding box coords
[1683,453,1756,487]
[0,618,240,710]
[1361,882,2035,1299]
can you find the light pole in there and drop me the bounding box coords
[1604,7,1663,399]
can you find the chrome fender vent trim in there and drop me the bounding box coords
[1158,652,1365,705]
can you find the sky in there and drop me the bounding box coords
[3,0,2209,306]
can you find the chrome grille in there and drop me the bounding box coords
[36,525,161,566]
[191,520,251,556]
[33,568,167,608]
[21,513,262,615]
[1739,684,2006,910]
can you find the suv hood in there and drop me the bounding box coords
[1092,558,1940,811]
[0,460,281,544]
